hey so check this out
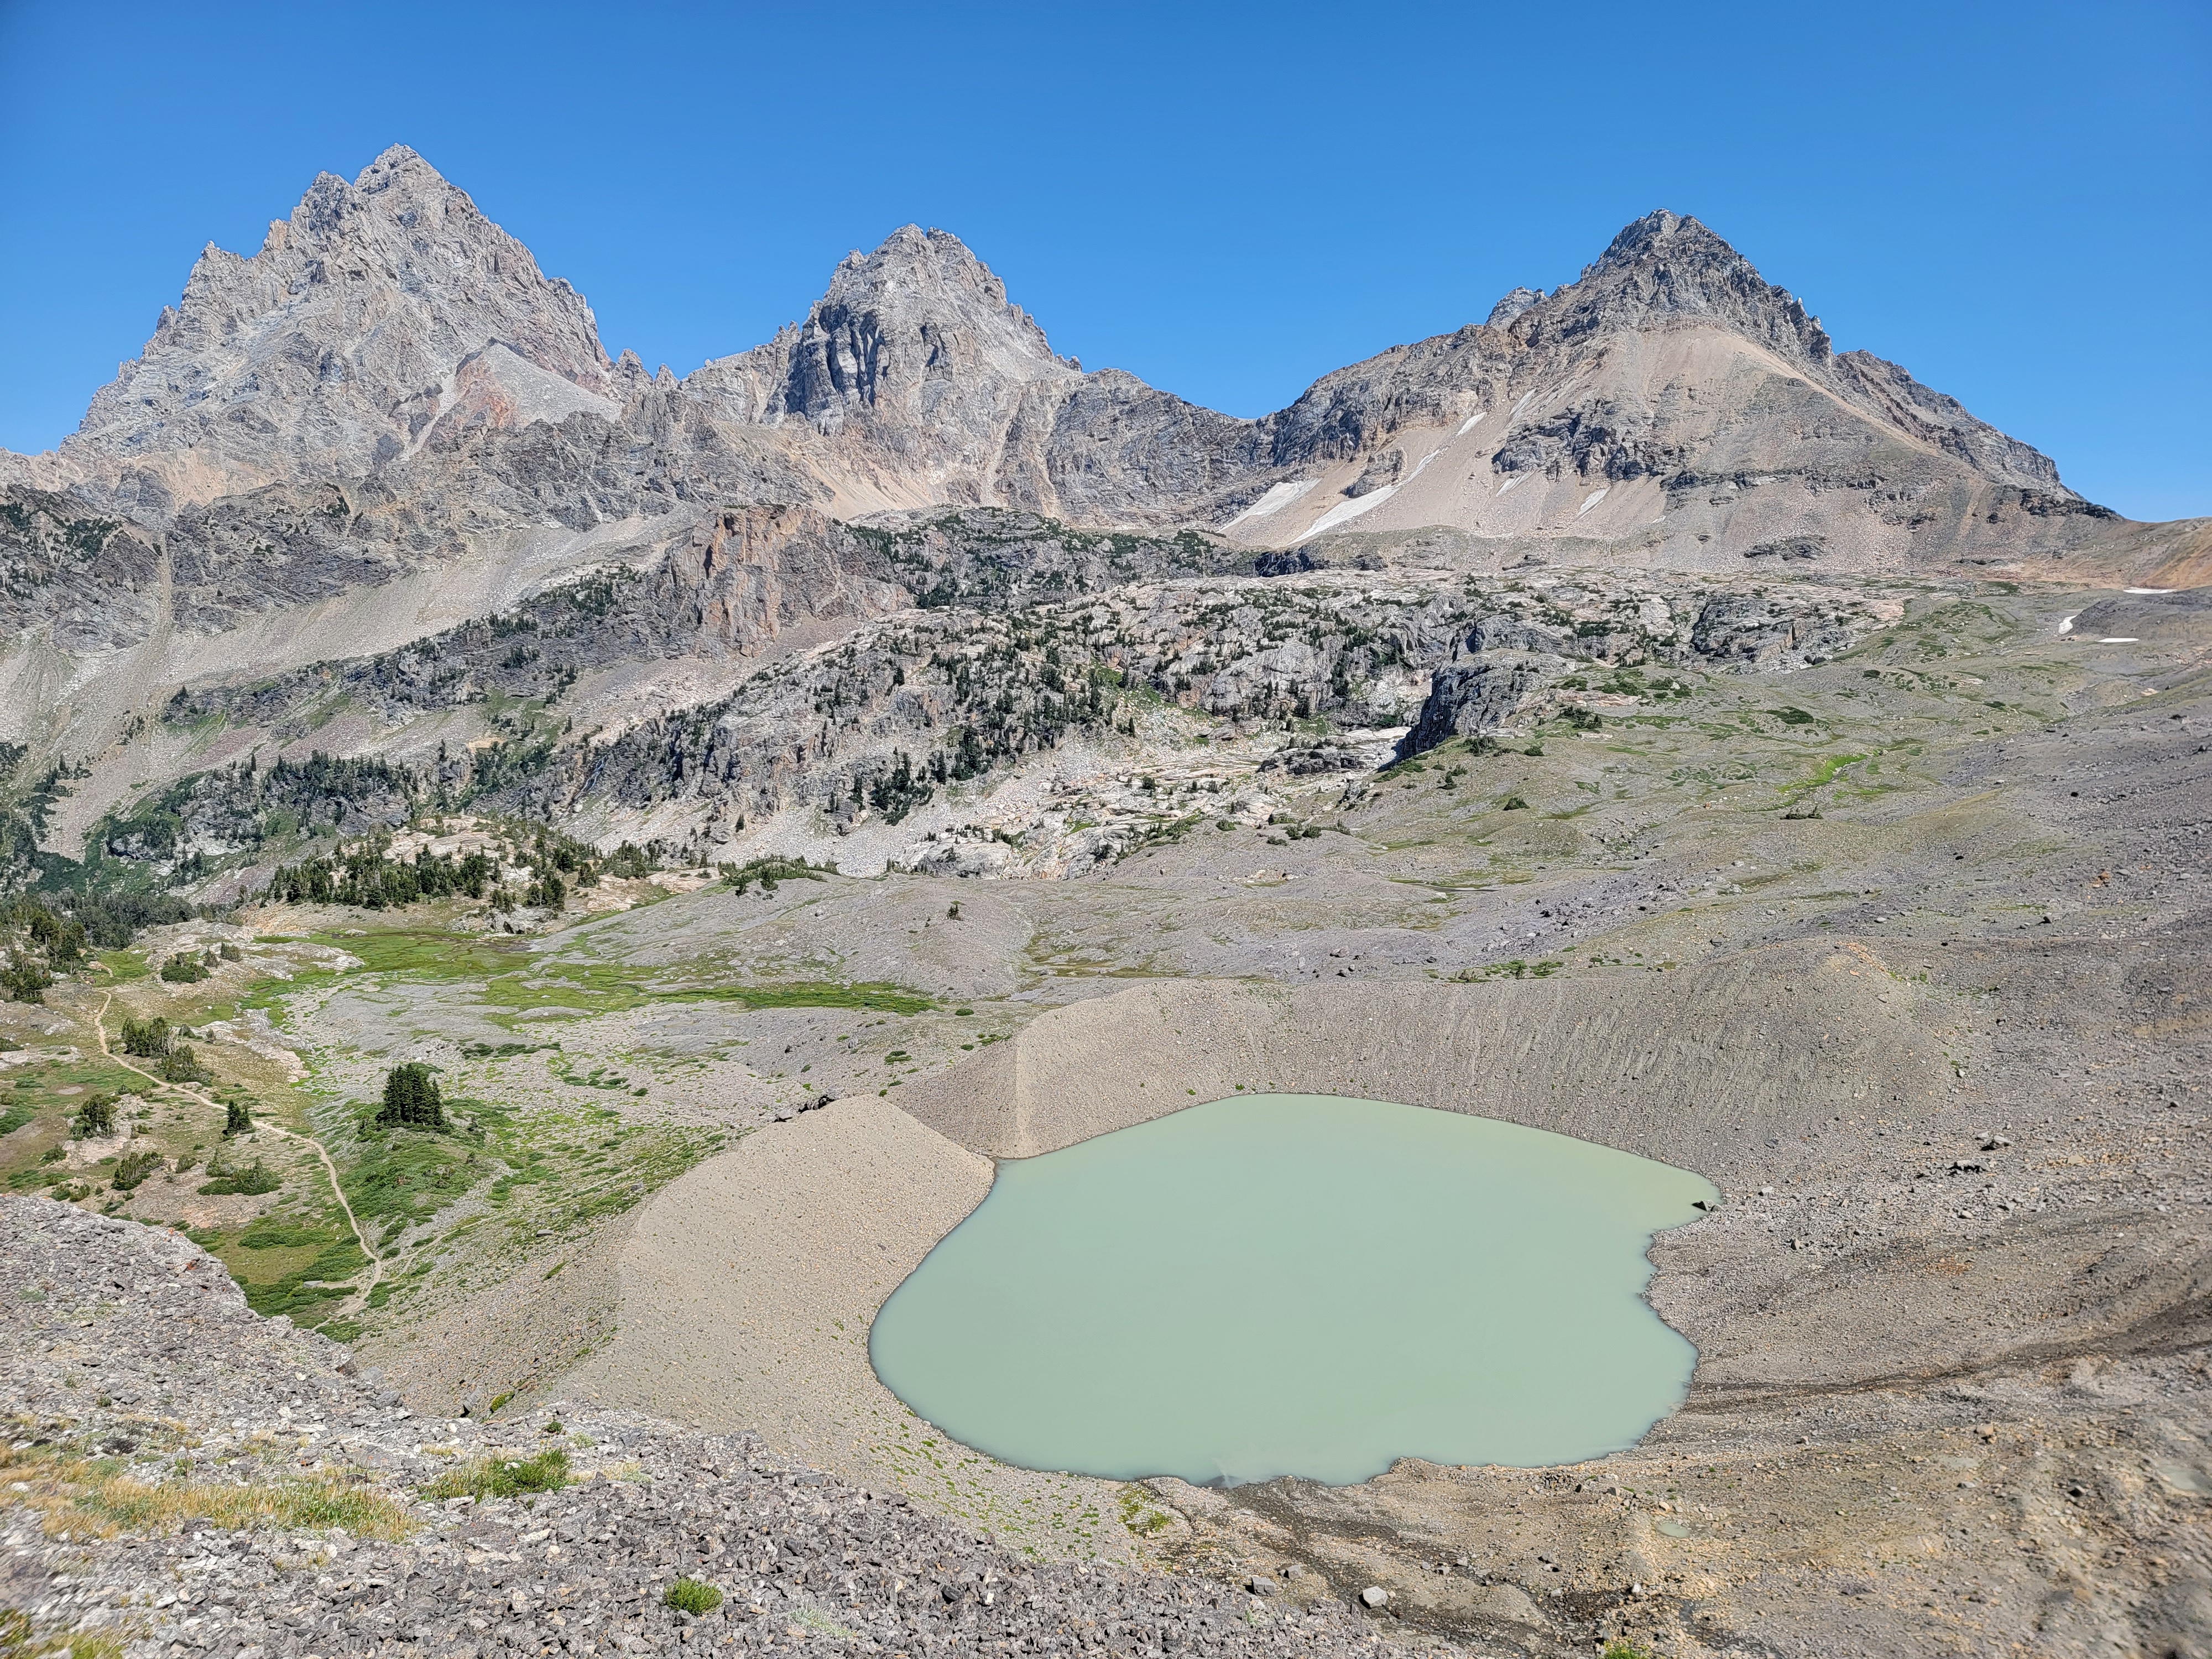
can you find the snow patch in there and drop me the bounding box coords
[1508,392,1536,422]
[2097,637,2140,644]
[1575,488,1609,517]
[1457,411,1486,435]
[2124,587,2176,596]
[1222,479,1316,529]
[2057,615,2075,634]
[1402,448,1445,483]
[1496,475,1527,495]
[1297,486,1395,542]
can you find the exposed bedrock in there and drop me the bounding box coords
[1396,651,1558,756]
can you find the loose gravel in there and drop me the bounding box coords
[1,1197,1436,1658]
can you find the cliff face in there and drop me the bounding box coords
[2,150,2154,654]
[52,147,622,506]
[680,225,1267,524]
[1,148,2197,873]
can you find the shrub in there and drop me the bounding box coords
[422,1447,569,1501]
[1501,796,1530,811]
[159,953,208,984]
[112,1149,163,1190]
[224,1099,253,1136]
[664,1577,724,1615]
[199,1158,280,1196]
[1,954,53,1004]
[378,1062,445,1130]
[120,1015,172,1057]
[72,1095,116,1137]
[1563,706,1603,732]
[721,855,830,896]
[0,1447,414,1543]
[160,1044,210,1084]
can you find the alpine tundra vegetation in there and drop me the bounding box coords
[0,147,2207,1659]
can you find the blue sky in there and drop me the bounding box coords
[2,1,2205,519]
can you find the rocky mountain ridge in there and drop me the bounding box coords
[6,148,2179,548]
[2,144,2205,885]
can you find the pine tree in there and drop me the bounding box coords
[378,1061,446,1129]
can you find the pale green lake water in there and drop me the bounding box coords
[870,1094,1717,1486]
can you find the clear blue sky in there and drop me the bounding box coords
[2,1,2205,519]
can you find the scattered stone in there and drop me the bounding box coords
[0,1196,1412,1659]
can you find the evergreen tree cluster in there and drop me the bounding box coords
[268,823,659,916]
[519,871,566,910]
[1,895,90,1004]
[60,889,197,950]
[270,839,496,907]
[378,1061,447,1130]
[71,1094,117,1137]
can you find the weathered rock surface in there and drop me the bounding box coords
[34,146,622,505]
[6,154,2191,669]
[1397,655,1555,756]
[0,143,2203,891]
[519,568,1888,857]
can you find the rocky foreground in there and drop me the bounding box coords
[0,1197,1429,1659]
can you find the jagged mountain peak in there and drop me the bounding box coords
[1484,286,1546,328]
[1509,206,1833,367]
[684,222,1087,513]
[803,223,1072,391]
[684,223,1078,456]
[1585,207,1750,280]
[837,224,999,291]
[357,140,442,186]
[49,145,615,507]
[2,150,2140,581]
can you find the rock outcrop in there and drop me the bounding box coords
[9,154,2160,583]
[43,146,622,507]
[1398,655,1554,755]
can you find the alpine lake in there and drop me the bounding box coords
[871,1094,1717,1486]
